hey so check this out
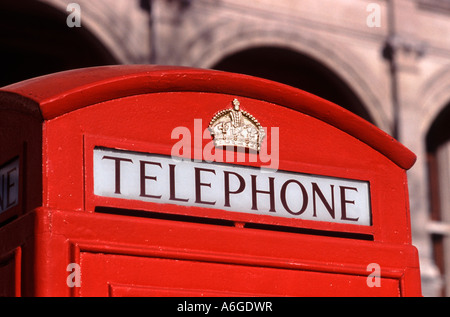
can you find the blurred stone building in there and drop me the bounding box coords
[1,0,450,296]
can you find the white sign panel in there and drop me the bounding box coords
[94,148,371,226]
[0,158,19,214]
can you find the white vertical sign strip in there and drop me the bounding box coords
[0,158,19,214]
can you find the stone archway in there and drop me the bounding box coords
[0,0,118,86]
[181,25,390,131]
[212,46,374,125]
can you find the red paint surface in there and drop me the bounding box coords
[0,66,421,296]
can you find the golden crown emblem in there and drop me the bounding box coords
[208,99,265,152]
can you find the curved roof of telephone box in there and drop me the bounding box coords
[0,65,416,170]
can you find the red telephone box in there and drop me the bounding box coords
[0,65,421,296]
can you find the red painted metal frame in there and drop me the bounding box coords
[0,65,421,296]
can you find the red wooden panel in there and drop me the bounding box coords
[0,248,21,297]
[28,208,420,297]
[80,252,400,297]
